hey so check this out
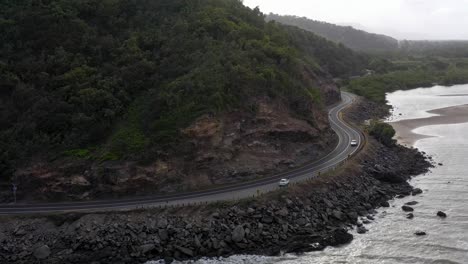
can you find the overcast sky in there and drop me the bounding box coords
[243,0,468,40]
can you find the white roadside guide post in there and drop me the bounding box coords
[12,183,17,204]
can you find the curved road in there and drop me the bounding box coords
[0,92,362,215]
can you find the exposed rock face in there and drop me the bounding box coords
[9,93,339,202]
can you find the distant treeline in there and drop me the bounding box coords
[397,40,468,58]
[346,58,468,103]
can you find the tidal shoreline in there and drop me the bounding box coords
[390,104,468,146]
[0,97,433,263]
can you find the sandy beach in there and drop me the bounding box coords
[390,104,468,145]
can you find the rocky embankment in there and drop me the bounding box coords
[0,95,432,263]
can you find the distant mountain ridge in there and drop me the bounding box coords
[267,14,399,53]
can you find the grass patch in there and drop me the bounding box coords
[63,148,93,159]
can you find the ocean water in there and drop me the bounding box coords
[147,84,468,264]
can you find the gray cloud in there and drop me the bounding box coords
[243,0,468,40]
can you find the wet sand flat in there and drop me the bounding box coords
[389,104,468,145]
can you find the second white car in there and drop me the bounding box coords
[279,178,290,187]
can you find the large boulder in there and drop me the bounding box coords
[414,231,426,236]
[231,225,245,242]
[157,218,168,228]
[175,246,194,257]
[437,211,447,218]
[402,205,414,212]
[276,208,289,217]
[325,229,353,246]
[412,188,423,195]
[140,244,155,254]
[356,226,367,234]
[33,245,51,260]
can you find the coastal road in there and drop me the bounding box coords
[0,92,363,215]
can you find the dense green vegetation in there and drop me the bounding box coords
[347,58,468,103]
[0,0,367,180]
[281,25,369,77]
[266,14,399,53]
[368,120,395,146]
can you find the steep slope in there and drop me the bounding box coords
[267,14,399,53]
[0,0,365,201]
[281,25,369,77]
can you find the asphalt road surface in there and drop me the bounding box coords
[0,92,363,215]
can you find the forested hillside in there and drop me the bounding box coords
[281,25,368,77]
[0,0,367,199]
[267,14,399,53]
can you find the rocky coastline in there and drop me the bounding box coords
[0,97,433,263]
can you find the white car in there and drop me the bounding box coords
[350,139,358,147]
[279,178,290,187]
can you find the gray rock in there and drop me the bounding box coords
[402,205,414,212]
[212,238,220,249]
[362,219,371,224]
[296,218,307,226]
[231,225,245,242]
[262,216,273,224]
[412,188,423,195]
[332,210,344,220]
[406,213,414,219]
[140,244,155,254]
[405,201,418,206]
[276,208,289,217]
[194,235,202,248]
[380,201,390,207]
[157,218,168,228]
[33,245,51,260]
[437,211,447,218]
[414,231,426,236]
[158,229,168,241]
[0,231,6,243]
[323,198,334,207]
[347,212,359,221]
[356,226,367,234]
[15,229,26,236]
[211,212,220,218]
[175,246,194,257]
